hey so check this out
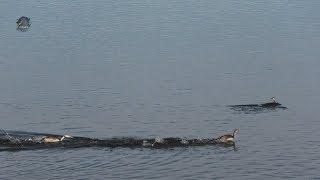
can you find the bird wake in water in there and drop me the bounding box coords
[0,130,237,151]
[228,97,287,113]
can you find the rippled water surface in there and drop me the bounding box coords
[1,1,320,179]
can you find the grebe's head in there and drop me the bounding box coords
[232,129,239,138]
[271,97,276,103]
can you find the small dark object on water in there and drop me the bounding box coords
[16,16,31,32]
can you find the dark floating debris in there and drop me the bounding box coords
[228,97,287,113]
[0,130,237,151]
[16,16,31,32]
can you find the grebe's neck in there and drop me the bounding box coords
[60,136,65,141]
[60,135,72,141]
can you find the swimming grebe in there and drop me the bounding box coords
[260,97,281,107]
[41,134,73,143]
[214,129,239,143]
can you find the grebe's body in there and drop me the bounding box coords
[42,135,73,143]
[16,16,31,31]
[215,129,239,143]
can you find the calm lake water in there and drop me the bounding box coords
[1,0,320,179]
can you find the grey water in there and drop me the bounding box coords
[0,0,320,179]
